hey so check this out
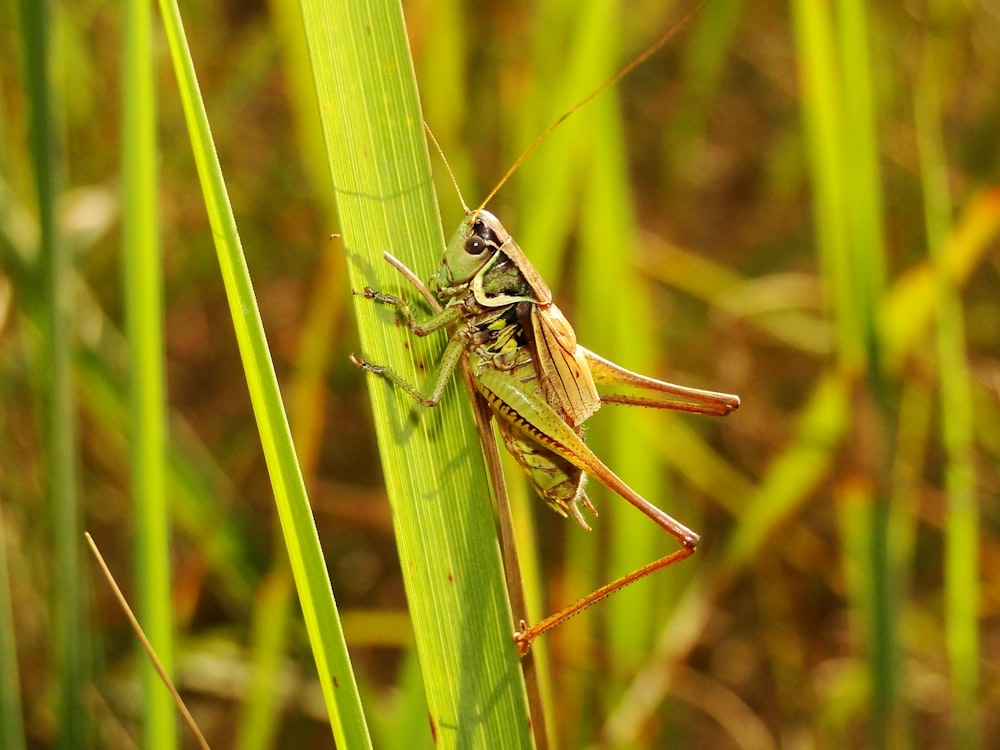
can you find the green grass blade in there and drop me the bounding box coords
[236,3,350,743]
[790,0,857,372]
[154,1,371,746]
[834,3,898,741]
[837,0,887,375]
[0,521,25,750]
[236,572,294,750]
[19,1,89,745]
[914,36,980,748]
[792,2,900,742]
[298,0,534,746]
[122,0,176,745]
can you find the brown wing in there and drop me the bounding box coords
[529,303,601,428]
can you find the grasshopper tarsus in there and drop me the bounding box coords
[513,621,532,658]
[348,353,377,373]
[354,286,402,306]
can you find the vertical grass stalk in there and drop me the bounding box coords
[791,1,898,742]
[914,36,980,749]
[155,0,372,745]
[122,0,176,745]
[19,1,89,745]
[299,0,535,746]
[0,519,25,750]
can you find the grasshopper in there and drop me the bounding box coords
[352,8,739,656]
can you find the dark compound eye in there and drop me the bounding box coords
[472,219,498,247]
[464,237,487,255]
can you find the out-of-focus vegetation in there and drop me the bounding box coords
[1,0,998,748]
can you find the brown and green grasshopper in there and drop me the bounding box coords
[352,4,738,656]
[352,208,739,655]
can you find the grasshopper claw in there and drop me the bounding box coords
[349,353,381,374]
[513,620,532,658]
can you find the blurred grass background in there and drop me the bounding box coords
[2,0,999,748]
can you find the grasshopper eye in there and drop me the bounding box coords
[464,237,488,256]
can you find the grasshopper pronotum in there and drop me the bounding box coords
[352,4,738,656]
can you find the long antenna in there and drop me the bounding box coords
[476,0,709,211]
[424,122,471,215]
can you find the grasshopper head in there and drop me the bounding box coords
[432,210,510,289]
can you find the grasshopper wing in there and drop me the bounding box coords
[529,303,601,429]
